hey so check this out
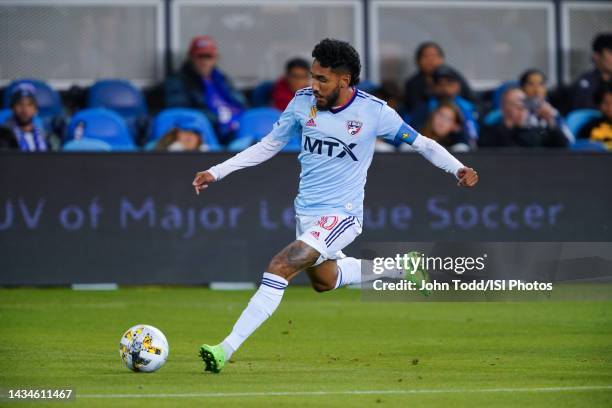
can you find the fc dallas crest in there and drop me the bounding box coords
[346,120,362,136]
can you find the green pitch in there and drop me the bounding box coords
[0,287,611,407]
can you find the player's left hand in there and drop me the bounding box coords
[456,167,478,187]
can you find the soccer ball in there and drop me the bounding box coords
[119,324,169,372]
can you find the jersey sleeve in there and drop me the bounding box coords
[376,103,419,145]
[376,103,464,177]
[263,96,302,144]
[207,96,302,181]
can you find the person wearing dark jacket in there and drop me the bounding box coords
[0,126,18,150]
[480,88,567,148]
[164,35,246,144]
[569,33,612,111]
[519,68,574,144]
[578,85,612,150]
[404,41,474,112]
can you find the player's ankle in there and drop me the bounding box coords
[220,340,235,360]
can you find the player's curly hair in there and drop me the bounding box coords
[312,38,361,86]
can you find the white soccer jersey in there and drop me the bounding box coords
[276,87,413,218]
[208,87,464,220]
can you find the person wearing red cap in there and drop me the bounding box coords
[163,35,246,144]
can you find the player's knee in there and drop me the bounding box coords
[311,280,334,293]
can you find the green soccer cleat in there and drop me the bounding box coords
[402,251,431,297]
[199,344,226,373]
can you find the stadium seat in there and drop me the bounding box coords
[565,109,602,136]
[492,80,518,110]
[65,108,135,151]
[149,108,221,151]
[483,109,502,126]
[229,108,302,152]
[87,79,147,116]
[250,81,274,107]
[569,139,608,152]
[228,108,281,152]
[87,79,147,139]
[63,138,112,152]
[0,108,12,124]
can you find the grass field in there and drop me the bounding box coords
[1,287,611,407]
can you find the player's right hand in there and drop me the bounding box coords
[456,167,478,187]
[192,171,216,195]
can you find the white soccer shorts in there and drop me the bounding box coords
[296,214,362,266]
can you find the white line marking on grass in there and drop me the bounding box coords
[80,385,612,399]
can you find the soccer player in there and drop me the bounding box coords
[192,39,478,373]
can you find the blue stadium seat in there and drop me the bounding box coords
[251,80,274,107]
[492,80,518,110]
[570,139,607,152]
[565,109,602,136]
[229,108,302,152]
[3,79,63,133]
[228,108,281,151]
[87,79,147,116]
[150,108,221,151]
[483,109,502,126]
[0,108,12,124]
[65,108,135,151]
[87,79,147,139]
[63,138,112,152]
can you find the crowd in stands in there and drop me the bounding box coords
[1,33,611,153]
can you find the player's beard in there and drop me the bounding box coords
[315,85,341,111]
[15,115,33,128]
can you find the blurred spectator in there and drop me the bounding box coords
[0,126,18,150]
[272,58,310,110]
[479,88,567,148]
[373,80,404,112]
[155,118,211,152]
[569,33,612,110]
[420,100,471,152]
[409,65,479,143]
[163,35,246,144]
[404,42,474,112]
[373,80,405,152]
[3,84,48,151]
[577,84,612,150]
[519,68,574,143]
